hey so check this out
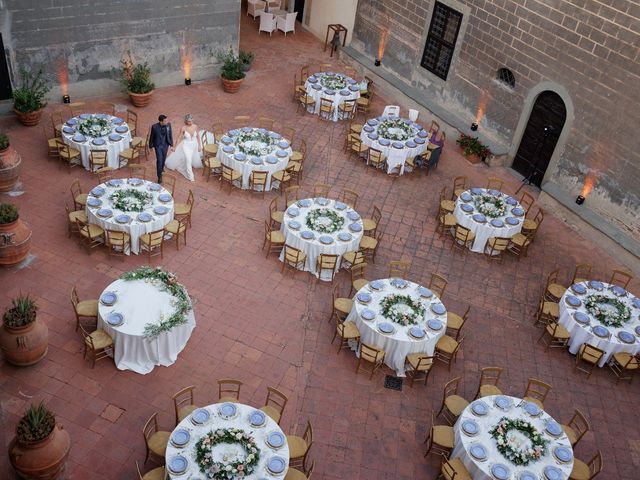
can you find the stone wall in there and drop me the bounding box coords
[350,0,640,245]
[0,0,240,96]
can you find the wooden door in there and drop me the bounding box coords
[512,91,566,187]
[295,0,305,23]
[0,34,12,100]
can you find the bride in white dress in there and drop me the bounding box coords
[165,114,203,182]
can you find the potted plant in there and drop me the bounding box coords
[8,402,71,479]
[0,293,47,366]
[0,203,32,267]
[456,133,491,164]
[239,50,255,72]
[217,47,246,93]
[120,52,155,107]
[12,68,51,126]
[0,132,22,193]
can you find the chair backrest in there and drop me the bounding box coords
[163,173,177,195]
[388,260,410,279]
[368,147,383,163]
[360,343,384,363]
[284,185,300,206]
[269,197,280,215]
[70,285,80,310]
[145,229,165,247]
[77,323,94,349]
[106,229,128,247]
[382,105,400,117]
[588,450,603,478]
[486,176,504,191]
[408,109,419,122]
[96,167,114,183]
[319,97,333,112]
[313,183,331,198]
[172,385,195,417]
[429,272,448,298]
[487,237,510,254]
[234,115,251,128]
[479,367,503,387]
[282,125,296,144]
[284,244,303,264]
[442,376,461,399]
[250,170,268,188]
[127,109,138,124]
[260,12,275,30]
[341,189,358,208]
[519,191,535,212]
[580,343,604,362]
[351,262,367,281]
[218,379,243,401]
[211,120,225,139]
[524,378,552,402]
[284,12,297,28]
[318,253,339,270]
[572,263,592,283]
[70,179,82,198]
[453,175,466,192]
[371,205,382,225]
[51,110,64,125]
[89,149,107,168]
[567,409,590,444]
[264,386,288,415]
[142,412,160,443]
[319,63,332,72]
[340,99,356,113]
[259,117,274,130]
[609,269,632,288]
[222,164,236,182]
[546,268,560,288]
[300,65,309,80]
[129,164,146,179]
[186,190,194,208]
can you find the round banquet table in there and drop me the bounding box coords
[165,402,289,479]
[61,113,132,171]
[217,127,292,190]
[453,188,525,253]
[558,281,640,366]
[452,395,574,480]
[304,72,361,121]
[97,278,196,374]
[279,198,363,280]
[346,278,447,376]
[359,116,430,175]
[85,179,175,255]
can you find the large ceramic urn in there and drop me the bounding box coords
[0,215,32,266]
[0,146,21,192]
[0,318,48,366]
[8,423,71,479]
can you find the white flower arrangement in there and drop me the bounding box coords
[379,294,426,326]
[77,116,112,137]
[234,129,277,157]
[490,417,548,466]
[110,188,152,213]
[376,118,414,141]
[473,193,507,218]
[195,427,260,479]
[319,73,347,90]
[305,208,345,233]
[584,294,631,327]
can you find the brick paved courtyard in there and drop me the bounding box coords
[0,13,638,480]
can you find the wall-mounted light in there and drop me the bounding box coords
[576,195,585,205]
[62,94,71,104]
[470,122,478,131]
[184,78,191,86]
[374,59,381,67]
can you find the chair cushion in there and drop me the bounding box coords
[578,345,601,364]
[75,193,88,205]
[436,335,458,354]
[204,144,217,154]
[68,210,87,223]
[174,203,191,215]
[334,298,352,314]
[268,231,285,243]
[522,218,538,230]
[453,188,465,198]
[286,435,308,459]
[81,224,104,238]
[76,299,98,317]
[612,352,638,369]
[284,467,307,480]
[142,466,166,480]
[339,321,360,339]
[444,458,471,480]
[260,405,281,423]
[290,151,303,161]
[362,218,377,231]
[446,312,464,329]
[165,219,186,234]
[119,148,138,159]
[547,323,570,339]
[441,214,456,227]
[350,124,363,133]
[356,98,369,106]
[510,233,529,247]
[547,283,566,299]
[542,302,559,317]
[444,395,469,416]
[353,279,368,291]
[360,236,377,249]
[177,404,198,421]
[432,425,454,448]
[441,200,455,212]
[561,424,577,445]
[569,458,590,480]
[140,234,162,247]
[406,353,433,371]
[479,385,502,397]
[87,329,113,349]
[271,211,284,224]
[148,431,170,456]
[351,143,368,153]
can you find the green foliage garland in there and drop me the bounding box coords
[379,294,426,326]
[77,116,111,137]
[195,428,261,479]
[472,193,507,218]
[319,73,347,90]
[234,129,277,157]
[120,267,192,338]
[377,118,414,141]
[490,417,548,466]
[110,189,152,212]
[306,208,345,233]
[584,294,631,327]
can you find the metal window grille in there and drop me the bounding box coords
[498,67,516,88]
[420,2,463,80]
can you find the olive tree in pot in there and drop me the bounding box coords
[0,132,23,193]
[119,52,155,107]
[8,402,71,480]
[217,47,246,93]
[12,68,51,127]
[0,203,32,267]
[0,293,47,366]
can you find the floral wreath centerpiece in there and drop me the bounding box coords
[490,417,548,466]
[234,129,277,157]
[121,267,192,337]
[584,294,631,327]
[110,189,152,212]
[472,192,507,218]
[195,428,261,480]
[77,115,112,137]
[306,208,345,233]
[377,118,414,141]
[319,73,347,90]
[379,294,426,326]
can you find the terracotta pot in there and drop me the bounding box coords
[0,218,32,266]
[241,62,252,72]
[9,423,70,480]
[0,148,22,192]
[13,108,44,127]
[0,318,48,366]
[221,76,244,93]
[462,152,482,164]
[128,90,154,107]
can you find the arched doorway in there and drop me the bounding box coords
[512,91,566,187]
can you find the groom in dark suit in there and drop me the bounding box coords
[149,114,174,183]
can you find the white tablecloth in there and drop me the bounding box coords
[558,281,640,366]
[61,114,132,171]
[85,179,175,254]
[217,128,291,190]
[165,402,289,480]
[452,395,573,480]
[97,278,196,374]
[359,116,430,174]
[346,278,447,376]
[304,72,360,121]
[453,188,524,253]
[279,198,363,280]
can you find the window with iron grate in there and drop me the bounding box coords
[420,2,463,81]
[497,68,515,88]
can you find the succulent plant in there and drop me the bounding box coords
[16,402,55,443]
[3,293,37,328]
[0,132,9,150]
[0,203,19,224]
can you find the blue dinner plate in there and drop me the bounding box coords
[62,126,75,134]
[505,217,519,225]
[97,208,112,217]
[618,331,635,343]
[470,444,487,460]
[92,138,106,146]
[544,466,563,480]
[338,232,352,241]
[460,203,474,213]
[138,212,152,222]
[72,134,85,142]
[276,150,288,157]
[347,211,360,221]
[301,231,314,240]
[219,403,236,417]
[460,192,472,202]
[523,402,541,416]
[546,421,562,436]
[158,193,172,203]
[369,280,383,290]
[636,326,640,335]
[520,471,537,480]
[168,455,188,474]
[148,183,161,191]
[316,197,330,206]
[107,312,123,326]
[154,206,169,215]
[108,133,122,141]
[488,189,501,197]
[171,429,190,446]
[79,113,91,119]
[427,318,443,330]
[471,401,488,416]
[349,223,362,232]
[461,420,479,435]
[511,207,525,216]
[277,140,289,149]
[611,285,626,296]
[573,311,590,324]
[100,292,117,305]
[311,84,322,90]
[571,283,587,294]
[222,145,235,153]
[418,130,428,138]
[269,132,282,139]
[319,235,333,244]
[494,396,512,410]
[66,118,78,126]
[87,197,102,207]
[357,292,372,303]
[250,410,266,426]
[379,138,391,146]
[405,140,417,148]
[392,141,404,149]
[414,137,426,144]
[108,179,123,187]
[297,199,312,207]
[340,89,350,96]
[267,431,285,448]
[324,89,335,95]
[288,220,301,230]
[116,214,130,224]
[593,325,609,337]
[287,207,299,216]
[363,125,374,133]
[506,197,518,205]
[491,218,504,227]
[470,188,484,195]
[554,446,573,463]
[472,213,486,223]
[588,280,604,290]
[234,152,246,161]
[112,117,124,124]
[128,177,142,185]
[267,457,286,474]
[191,408,210,424]
[391,278,407,288]
[306,76,317,83]
[565,295,581,307]
[91,187,105,196]
[115,126,128,133]
[220,135,232,144]
[631,298,640,308]
[334,201,347,210]
[361,309,376,321]
[266,156,278,164]
[348,84,360,91]
[431,303,446,315]
[419,287,433,298]
[409,326,425,338]
[367,133,379,140]
[366,119,378,126]
[378,322,394,334]
[251,157,263,165]
[491,464,510,480]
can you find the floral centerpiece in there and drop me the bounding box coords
[77,116,112,137]
[377,118,414,141]
[473,193,506,218]
[121,267,192,337]
[195,428,260,479]
[306,208,345,233]
[110,189,152,212]
[584,294,631,327]
[379,294,426,326]
[490,417,548,466]
[319,73,347,90]
[234,129,277,157]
